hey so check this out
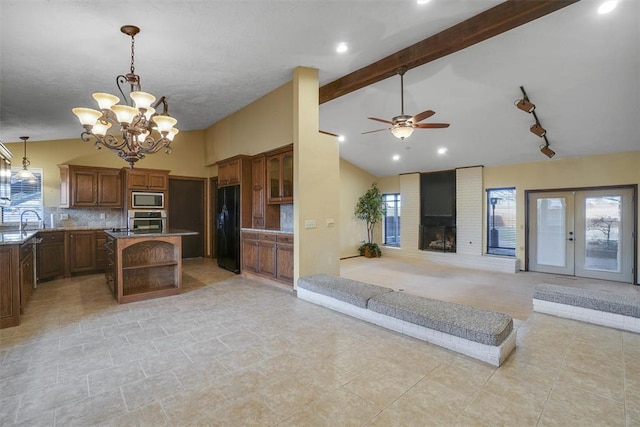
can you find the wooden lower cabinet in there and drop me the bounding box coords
[68,231,97,273]
[1,239,36,329]
[276,234,294,283]
[241,231,293,285]
[37,231,65,281]
[258,235,276,278]
[0,246,20,328]
[67,230,106,275]
[241,232,259,274]
[19,241,35,314]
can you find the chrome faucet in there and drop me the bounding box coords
[20,210,42,231]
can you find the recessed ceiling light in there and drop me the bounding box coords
[392,154,400,161]
[437,147,447,155]
[337,135,345,142]
[336,42,348,54]
[417,0,431,4]
[598,0,617,14]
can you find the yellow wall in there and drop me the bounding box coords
[5,130,208,207]
[484,150,640,274]
[339,151,639,279]
[204,82,293,167]
[294,67,341,280]
[339,158,377,258]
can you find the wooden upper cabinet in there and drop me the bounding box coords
[251,156,265,228]
[218,158,241,187]
[97,170,122,207]
[59,165,122,208]
[124,169,168,191]
[266,147,293,204]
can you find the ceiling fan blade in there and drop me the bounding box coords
[367,117,393,125]
[415,123,450,129]
[319,130,338,137]
[411,110,435,123]
[361,128,389,135]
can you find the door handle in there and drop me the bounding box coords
[568,238,574,241]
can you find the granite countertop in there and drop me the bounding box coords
[104,229,199,239]
[241,227,294,234]
[0,230,40,245]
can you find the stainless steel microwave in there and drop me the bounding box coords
[131,191,164,209]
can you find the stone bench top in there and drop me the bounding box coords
[368,291,513,346]
[297,274,392,308]
[533,284,640,318]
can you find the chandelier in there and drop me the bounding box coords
[72,25,178,168]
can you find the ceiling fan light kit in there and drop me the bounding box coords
[72,25,179,168]
[363,66,449,140]
[517,86,555,159]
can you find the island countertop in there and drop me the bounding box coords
[104,229,198,239]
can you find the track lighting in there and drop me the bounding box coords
[530,123,546,137]
[518,86,556,159]
[515,99,535,113]
[540,144,555,158]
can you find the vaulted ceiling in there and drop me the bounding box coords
[1,0,637,177]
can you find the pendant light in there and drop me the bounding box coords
[15,136,37,182]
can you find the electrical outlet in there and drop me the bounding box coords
[100,212,106,219]
[304,219,316,229]
[60,213,69,220]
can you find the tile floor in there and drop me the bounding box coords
[0,257,639,426]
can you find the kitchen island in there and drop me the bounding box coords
[104,229,197,304]
[0,230,38,328]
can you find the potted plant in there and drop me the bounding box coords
[354,183,385,258]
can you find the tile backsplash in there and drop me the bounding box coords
[44,207,125,229]
[280,204,293,232]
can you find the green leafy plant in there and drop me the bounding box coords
[358,242,382,258]
[355,183,384,257]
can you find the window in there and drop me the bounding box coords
[487,187,516,256]
[1,168,43,224]
[383,193,400,247]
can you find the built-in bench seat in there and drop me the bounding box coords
[297,274,516,366]
[533,284,640,333]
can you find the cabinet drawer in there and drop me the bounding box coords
[277,234,294,244]
[258,233,276,242]
[39,231,64,243]
[242,231,259,240]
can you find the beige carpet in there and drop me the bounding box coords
[339,256,639,320]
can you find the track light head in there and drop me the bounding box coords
[540,144,555,158]
[530,123,547,137]
[516,99,535,113]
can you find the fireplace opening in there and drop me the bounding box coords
[420,225,456,253]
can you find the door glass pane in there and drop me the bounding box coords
[536,198,566,267]
[584,196,621,272]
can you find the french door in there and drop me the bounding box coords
[528,188,634,283]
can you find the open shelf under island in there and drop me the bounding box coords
[104,229,197,304]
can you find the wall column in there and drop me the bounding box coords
[293,67,340,285]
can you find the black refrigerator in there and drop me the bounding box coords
[216,185,240,273]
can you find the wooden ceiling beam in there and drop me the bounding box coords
[319,0,580,104]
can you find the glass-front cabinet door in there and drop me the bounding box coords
[281,152,293,203]
[268,156,281,202]
[267,149,293,204]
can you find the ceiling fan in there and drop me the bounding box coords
[363,66,450,140]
